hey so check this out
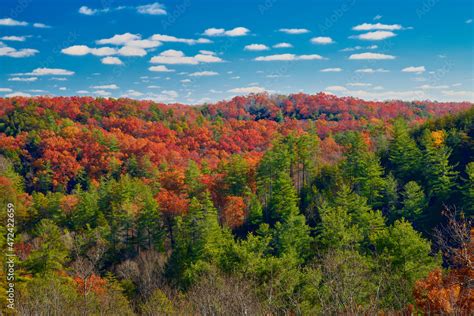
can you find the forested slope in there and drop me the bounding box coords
[0,94,472,314]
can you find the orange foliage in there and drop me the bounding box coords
[414,229,474,314]
[221,196,246,229]
[156,189,189,216]
[74,274,107,297]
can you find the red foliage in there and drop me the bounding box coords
[221,196,246,229]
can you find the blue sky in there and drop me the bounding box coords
[0,0,473,103]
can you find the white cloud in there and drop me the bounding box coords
[14,68,75,76]
[33,23,51,28]
[150,49,223,64]
[148,65,174,72]
[320,68,342,72]
[79,6,98,15]
[352,23,403,31]
[255,53,324,61]
[94,90,112,97]
[101,56,123,65]
[355,68,389,73]
[349,52,395,60]
[353,31,396,40]
[0,88,12,92]
[440,90,474,101]
[402,66,426,74]
[137,3,167,15]
[340,45,378,52]
[6,92,31,97]
[97,33,141,45]
[151,34,211,45]
[121,89,144,98]
[1,36,26,42]
[203,27,250,37]
[418,84,449,89]
[61,45,117,56]
[278,28,309,34]
[347,82,372,87]
[228,86,266,94]
[374,15,382,20]
[0,46,38,57]
[76,90,90,94]
[329,88,427,101]
[9,77,37,82]
[311,36,334,44]
[244,44,269,51]
[59,87,67,91]
[181,79,192,83]
[91,84,119,89]
[325,85,348,92]
[0,18,28,26]
[273,42,292,48]
[127,39,162,48]
[189,71,218,77]
[118,46,147,56]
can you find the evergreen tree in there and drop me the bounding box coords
[341,132,386,207]
[388,118,422,181]
[400,181,426,222]
[421,130,458,198]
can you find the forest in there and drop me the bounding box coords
[0,93,472,315]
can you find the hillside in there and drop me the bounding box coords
[0,94,472,314]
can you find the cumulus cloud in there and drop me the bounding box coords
[440,90,474,101]
[244,44,269,51]
[402,66,426,74]
[189,71,219,77]
[0,45,38,57]
[311,36,334,44]
[349,52,395,60]
[320,68,342,72]
[347,82,372,87]
[1,36,27,42]
[101,56,123,65]
[273,42,292,48]
[352,23,403,31]
[150,49,223,64]
[325,85,348,92]
[96,33,141,45]
[14,68,75,76]
[6,92,31,97]
[0,88,13,92]
[340,45,378,52]
[62,45,117,56]
[33,23,51,28]
[278,28,309,34]
[148,65,174,72]
[228,86,266,94]
[94,90,112,97]
[151,34,211,45]
[418,84,450,89]
[328,88,427,101]
[0,18,28,26]
[137,3,167,15]
[355,68,389,73]
[9,77,37,82]
[91,84,119,89]
[118,46,147,56]
[203,27,250,37]
[353,31,396,40]
[79,6,97,15]
[255,53,324,61]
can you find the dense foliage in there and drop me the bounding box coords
[0,94,472,314]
